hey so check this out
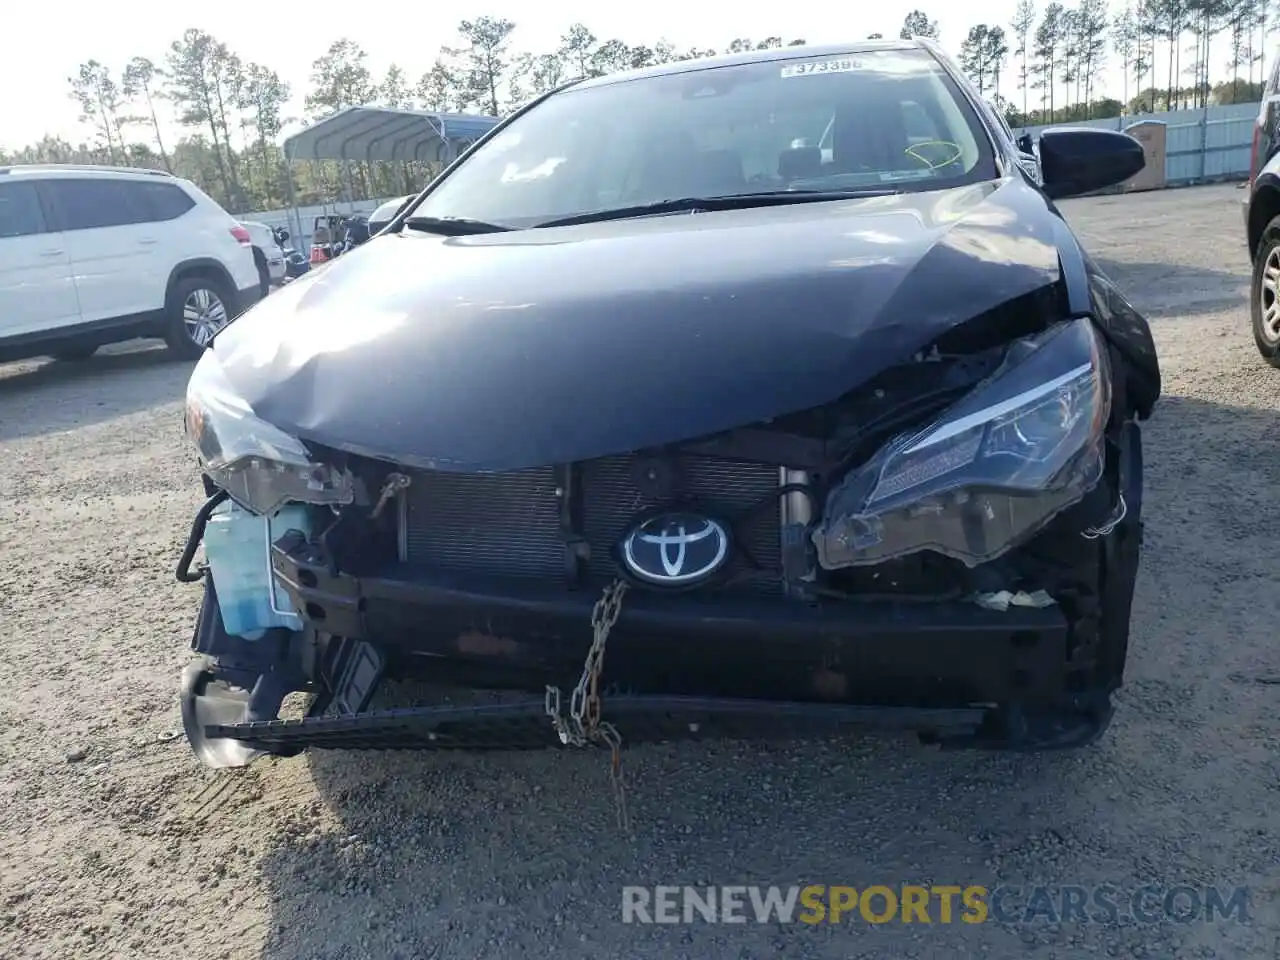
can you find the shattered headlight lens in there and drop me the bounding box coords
[814,317,1110,568]
[184,353,353,516]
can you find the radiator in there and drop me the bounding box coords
[400,454,783,592]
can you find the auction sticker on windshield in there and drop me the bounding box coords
[781,58,863,78]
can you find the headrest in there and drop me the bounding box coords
[831,94,909,171]
[779,146,823,179]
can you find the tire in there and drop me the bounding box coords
[51,345,98,362]
[1250,215,1280,368]
[253,248,270,299]
[164,274,234,361]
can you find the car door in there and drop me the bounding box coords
[39,177,168,324]
[0,179,81,338]
[1250,56,1280,183]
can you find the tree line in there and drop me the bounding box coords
[0,4,1271,214]
[972,0,1275,126]
[0,20,804,213]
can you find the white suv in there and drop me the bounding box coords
[0,164,262,363]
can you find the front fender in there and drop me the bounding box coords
[1082,262,1161,420]
[1049,212,1160,420]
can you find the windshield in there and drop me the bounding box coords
[406,48,996,228]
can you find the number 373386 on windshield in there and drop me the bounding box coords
[779,59,863,78]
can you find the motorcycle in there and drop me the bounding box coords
[308,213,375,265]
[272,226,311,281]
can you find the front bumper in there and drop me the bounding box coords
[174,529,1132,768]
[176,421,1143,767]
[271,536,1075,707]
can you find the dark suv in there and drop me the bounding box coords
[1243,57,1280,366]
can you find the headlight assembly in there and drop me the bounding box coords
[814,317,1111,569]
[184,353,354,516]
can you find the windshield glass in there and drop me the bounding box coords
[407,48,995,228]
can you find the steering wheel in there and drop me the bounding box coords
[903,140,963,170]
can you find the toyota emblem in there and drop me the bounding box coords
[620,511,731,586]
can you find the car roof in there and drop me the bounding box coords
[371,195,412,218]
[570,38,934,92]
[0,163,178,182]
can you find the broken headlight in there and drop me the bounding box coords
[184,353,353,516]
[814,317,1110,569]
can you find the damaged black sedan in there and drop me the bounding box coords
[176,38,1160,770]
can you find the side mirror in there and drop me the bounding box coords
[275,228,290,242]
[1016,133,1035,155]
[1038,127,1145,200]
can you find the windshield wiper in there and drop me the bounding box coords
[403,215,513,236]
[533,190,899,229]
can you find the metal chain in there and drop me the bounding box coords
[545,578,630,829]
[598,720,629,830]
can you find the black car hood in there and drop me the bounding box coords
[210,178,1063,471]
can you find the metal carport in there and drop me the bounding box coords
[279,106,501,242]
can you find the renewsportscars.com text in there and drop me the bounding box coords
[621,884,1250,925]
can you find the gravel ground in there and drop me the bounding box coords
[1,183,1277,960]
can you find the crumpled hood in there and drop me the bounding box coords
[210,178,1063,471]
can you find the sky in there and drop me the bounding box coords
[0,0,1137,152]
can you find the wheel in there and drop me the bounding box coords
[164,275,233,360]
[50,345,98,362]
[1251,215,1280,368]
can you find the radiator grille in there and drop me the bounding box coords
[402,465,565,580]
[402,454,783,592]
[580,456,781,590]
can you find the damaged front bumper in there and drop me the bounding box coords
[176,467,1140,769]
[177,565,1108,767]
[174,314,1146,768]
